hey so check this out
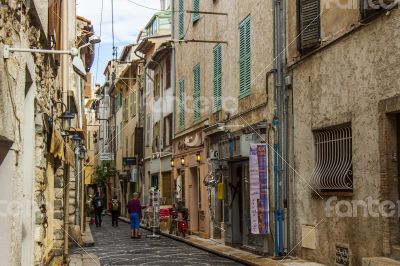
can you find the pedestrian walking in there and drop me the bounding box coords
[93,192,104,227]
[127,192,144,238]
[109,195,121,227]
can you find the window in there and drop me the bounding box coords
[166,56,171,89]
[360,0,396,21]
[153,122,160,152]
[146,114,151,146]
[311,125,353,191]
[163,114,173,147]
[192,0,200,22]
[154,72,161,99]
[239,16,251,99]
[130,91,137,116]
[125,136,128,157]
[178,0,185,39]
[213,44,222,112]
[193,64,201,123]
[298,0,320,53]
[120,122,123,149]
[179,79,185,129]
[123,97,128,121]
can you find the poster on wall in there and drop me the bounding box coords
[249,144,269,234]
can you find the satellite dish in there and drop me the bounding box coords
[72,55,87,80]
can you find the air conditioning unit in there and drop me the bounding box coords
[209,149,219,160]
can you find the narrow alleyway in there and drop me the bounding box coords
[72,216,243,265]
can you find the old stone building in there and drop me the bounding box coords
[172,0,279,252]
[287,1,400,265]
[0,0,96,264]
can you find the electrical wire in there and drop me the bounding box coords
[126,0,176,12]
[95,0,104,85]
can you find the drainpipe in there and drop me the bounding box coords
[61,0,69,261]
[273,0,285,256]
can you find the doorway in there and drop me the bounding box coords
[189,167,199,233]
[230,162,244,245]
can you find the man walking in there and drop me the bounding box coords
[109,195,121,227]
[92,192,104,227]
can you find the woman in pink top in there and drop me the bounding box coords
[127,192,143,238]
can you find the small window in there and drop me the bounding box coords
[311,125,353,192]
[178,0,185,39]
[163,114,173,147]
[360,0,397,21]
[213,44,222,112]
[298,0,321,53]
[192,0,200,22]
[166,56,171,89]
[239,16,251,99]
[146,114,151,147]
[154,73,161,99]
[179,79,185,129]
[193,64,201,123]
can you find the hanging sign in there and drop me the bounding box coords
[249,144,269,234]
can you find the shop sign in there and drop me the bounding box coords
[249,144,269,234]
[99,152,114,161]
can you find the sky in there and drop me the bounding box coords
[77,0,161,85]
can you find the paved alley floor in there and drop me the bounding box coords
[71,216,243,266]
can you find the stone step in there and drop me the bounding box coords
[362,257,400,266]
[392,245,400,261]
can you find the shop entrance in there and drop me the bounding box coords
[189,167,199,233]
[231,161,264,250]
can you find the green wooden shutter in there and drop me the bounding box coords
[213,44,222,112]
[179,0,185,39]
[179,79,185,129]
[193,64,201,123]
[192,0,200,22]
[299,0,320,52]
[239,16,251,99]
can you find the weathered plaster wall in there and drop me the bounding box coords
[291,9,400,265]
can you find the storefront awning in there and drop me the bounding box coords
[50,129,65,161]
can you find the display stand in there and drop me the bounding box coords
[146,189,160,239]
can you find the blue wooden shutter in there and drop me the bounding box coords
[179,79,185,129]
[193,64,201,122]
[239,16,251,99]
[192,0,200,22]
[179,0,185,39]
[213,44,222,112]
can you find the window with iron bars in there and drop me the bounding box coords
[311,124,353,192]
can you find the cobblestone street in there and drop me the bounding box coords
[72,216,243,266]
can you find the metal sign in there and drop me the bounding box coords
[99,152,114,161]
[123,157,137,166]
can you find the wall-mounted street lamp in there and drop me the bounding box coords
[79,145,87,160]
[170,159,174,167]
[181,158,185,166]
[3,35,101,79]
[50,101,76,137]
[196,153,201,163]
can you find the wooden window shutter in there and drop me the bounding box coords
[193,64,201,123]
[48,0,55,44]
[192,0,200,22]
[179,79,185,129]
[178,0,185,39]
[299,0,320,52]
[213,44,222,112]
[239,16,251,99]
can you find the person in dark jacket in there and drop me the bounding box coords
[127,192,143,238]
[108,195,121,227]
[92,192,104,227]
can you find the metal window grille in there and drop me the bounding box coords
[310,125,353,191]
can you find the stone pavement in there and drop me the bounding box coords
[71,215,244,265]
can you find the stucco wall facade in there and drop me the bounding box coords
[289,7,400,265]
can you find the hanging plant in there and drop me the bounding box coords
[94,161,117,186]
